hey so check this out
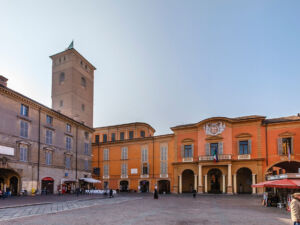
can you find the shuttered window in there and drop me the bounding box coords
[84,143,89,155]
[45,152,52,165]
[103,148,109,161]
[141,148,148,162]
[121,163,128,176]
[104,164,109,177]
[160,145,168,175]
[65,156,71,169]
[121,147,128,160]
[46,130,53,145]
[20,121,29,138]
[20,146,28,162]
[278,137,293,155]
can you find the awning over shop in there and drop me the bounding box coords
[79,178,101,184]
[252,179,300,189]
[61,178,77,184]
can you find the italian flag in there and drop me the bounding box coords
[213,149,219,162]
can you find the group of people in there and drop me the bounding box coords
[0,188,12,199]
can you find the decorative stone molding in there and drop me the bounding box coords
[237,154,251,160]
[204,122,225,136]
[235,133,252,138]
[278,131,295,137]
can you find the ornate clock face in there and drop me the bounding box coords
[204,122,225,136]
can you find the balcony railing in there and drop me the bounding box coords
[160,174,168,178]
[140,174,149,178]
[121,175,128,179]
[182,157,193,162]
[199,154,232,161]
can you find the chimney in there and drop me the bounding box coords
[0,75,8,87]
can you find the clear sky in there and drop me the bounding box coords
[1,1,300,134]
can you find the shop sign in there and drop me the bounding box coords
[0,145,14,156]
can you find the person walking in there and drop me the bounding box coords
[192,189,197,198]
[291,193,300,225]
[109,189,113,198]
[154,188,159,199]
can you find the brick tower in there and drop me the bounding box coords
[50,42,96,127]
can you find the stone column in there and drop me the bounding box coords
[222,175,226,193]
[233,174,237,194]
[252,174,256,194]
[204,174,208,193]
[227,164,233,194]
[179,175,182,194]
[194,175,197,191]
[198,165,203,193]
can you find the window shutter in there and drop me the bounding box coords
[248,140,252,154]
[218,142,223,155]
[291,137,294,154]
[192,144,194,158]
[107,149,109,160]
[24,148,28,161]
[237,141,240,155]
[126,148,128,159]
[277,138,283,155]
[160,161,163,174]
[147,162,149,174]
[20,148,23,161]
[181,144,184,158]
[205,143,210,156]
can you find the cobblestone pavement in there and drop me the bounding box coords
[0,194,292,225]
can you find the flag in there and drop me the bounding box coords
[213,149,219,162]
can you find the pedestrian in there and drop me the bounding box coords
[192,189,196,198]
[291,193,300,225]
[154,189,158,199]
[109,189,113,198]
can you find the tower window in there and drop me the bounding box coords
[82,104,85,111]
[81,77,86,87]
[59,72,65,84]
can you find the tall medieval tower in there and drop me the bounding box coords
[50,42,96,127]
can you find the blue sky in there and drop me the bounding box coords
[1,1,300,134]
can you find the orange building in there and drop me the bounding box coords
[92,115,300,194]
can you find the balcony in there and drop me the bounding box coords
[199,154,232,161]
[238,154,251,160]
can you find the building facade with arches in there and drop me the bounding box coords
[92,115,300,194]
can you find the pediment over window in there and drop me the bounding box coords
[43,146,55,151]
[235,133,252,138]
[16,140,31,146]
[205,135,223,141]
[279,131,295,137]
[181,138,194,143]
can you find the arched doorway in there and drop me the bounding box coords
[236,168,252,194]
[158,180,170,194]
[0,169,20,195]
[140,180,149,192]
[182,169,194,193]
[41,177,54,194]
[120,180,129,192]
[10,176,18,196]
[208,168,222,194]
[267,161,300,175]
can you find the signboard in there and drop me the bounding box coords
[131,168,138,174]
[0,145,14,156]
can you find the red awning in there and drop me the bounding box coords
[252,179,300,189]
[42,177,54,181]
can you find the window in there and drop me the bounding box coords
[104,181,109,189]
[103,164,109,177]
[93,167,100,175]
[66,124,71,133]
[129,131,134,139]
[120,132,124,141]
[59,72,65,84]
[65,156,71,169]
[141,148,148,162]
[103,148,109,161]
[140,130,145,138]
[66,136,72,151]
[81,77,86,87]
[239,141,249,155]
[121,147,128,160]
[81,104,85,112]
[142,162,149,175]
[210,143,218,156]
[160,145,168,175]
[84,132,89,140]
[103,134,107,143]
[160,161,167,175]
[45,152,52,165]
[46,130,53,145]
[84,143,89,155]
[46,115,53,125]
[20,104,29,117]
[160,146,168,161]
[20,146,28,162]
[60,100,63,107]
[20,120,28,138]
[84,160,89,170]
[121,163,128,177]
[95,135,99,143]
[184,145,193,158]
[111,133,115,142]
[282,137,292,155]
